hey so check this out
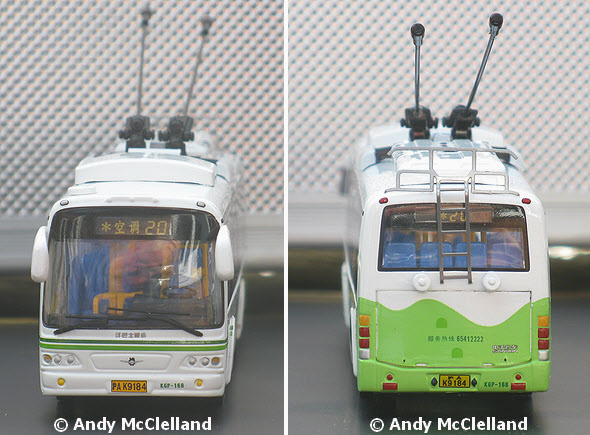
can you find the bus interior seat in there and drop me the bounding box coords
[383,243,416,268]
[490,242,523,269]
[454,242,487,268]
[420,242,452,268]
[67,244,112,314]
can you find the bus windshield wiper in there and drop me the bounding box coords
[108,307,203,337]
[54,312,203,337]
[54,314,112,335]
[54,314,153,335]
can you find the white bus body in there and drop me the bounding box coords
[32,138,245,397]
[342,125,551,393]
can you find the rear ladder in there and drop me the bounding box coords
[436,178,472,283]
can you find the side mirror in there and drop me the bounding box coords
[215,225,234,281]
[31,226,49,283]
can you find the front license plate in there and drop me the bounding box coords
[111,380,147,393]
[439,375,470,388]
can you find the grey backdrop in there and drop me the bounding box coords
[0,0,283,216]
[289,0,590,192]
[0,0,284,269]
[288,0,590,245]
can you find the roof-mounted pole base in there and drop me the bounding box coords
[158,115,195,156]
[120,115,155,151]
[442,105,480,140]
[400,107,438,140]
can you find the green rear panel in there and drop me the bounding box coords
[357,296,550,393]
[376,296,531,367]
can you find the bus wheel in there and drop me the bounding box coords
[209,395,225,407]
[358,392,397,416]
[196,395,225,419]
[55,396,75,416]
[499,393,533,414]
[358,392,377,415]
[503,392,532,401]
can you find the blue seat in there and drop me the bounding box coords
[454,242,487,268]
[420,242,452,268]
[382,243,416,268]
[490,243,524,269]
[68,243,111,314]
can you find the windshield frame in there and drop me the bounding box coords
[43,206,224,331]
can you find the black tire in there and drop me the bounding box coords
[358,391,380,417]
[55,396,75,417]
[55,395,72,401]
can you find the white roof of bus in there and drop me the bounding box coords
[355,124,536,205]
[66,153,240,217]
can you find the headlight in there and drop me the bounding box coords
[41,353,78,366]
[184,355,222,368]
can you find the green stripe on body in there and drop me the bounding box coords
[40,342,227,351]
[39,338,228,352]
[39,337,226,345]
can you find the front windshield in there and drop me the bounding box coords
[44,207,223,330]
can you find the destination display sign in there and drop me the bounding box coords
[94,217,172,237]
[414,205,493,224]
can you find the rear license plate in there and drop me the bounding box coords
[111,380,147,393]
[439,375,470,388]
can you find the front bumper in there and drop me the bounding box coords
[40,371,225,397]
[357,359,551,393]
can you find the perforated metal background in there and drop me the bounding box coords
[289,1,590,194]
[0,0,283,216]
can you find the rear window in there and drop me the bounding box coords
[378,203,529,271]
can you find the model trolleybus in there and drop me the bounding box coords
[341,14,550,394]
[30,10,245,397]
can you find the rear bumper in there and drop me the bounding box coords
[40,371,225,397]
[357,359,550,393]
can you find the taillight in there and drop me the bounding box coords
[358,315,370,360]
[537,316,550,360]
[359,327,370,337]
